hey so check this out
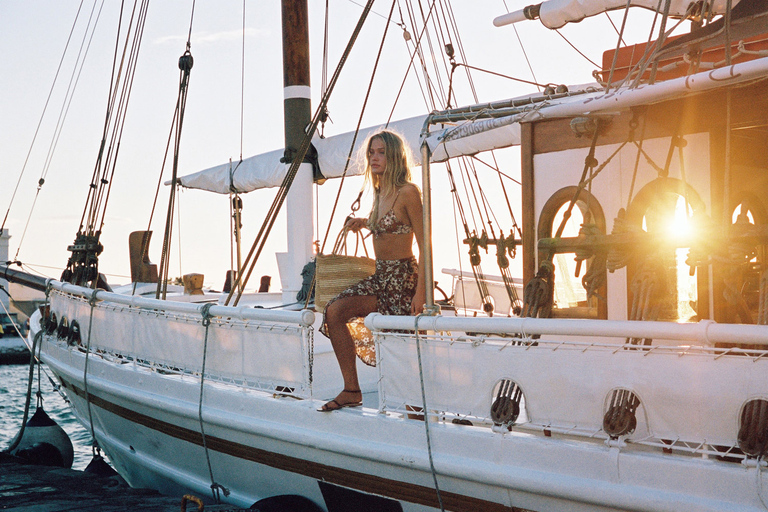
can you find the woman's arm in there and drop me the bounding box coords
[402,184,426,315]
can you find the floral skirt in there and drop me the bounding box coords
[320,257,418,366]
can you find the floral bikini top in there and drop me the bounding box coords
[369,191,413,238]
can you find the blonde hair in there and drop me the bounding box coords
[362,130,413,228]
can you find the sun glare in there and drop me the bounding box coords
[641,194,698,321]
[671,196,697,321]
[666,195,694,239]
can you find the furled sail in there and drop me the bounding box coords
[494,0,741,29]
[176,115,427,194]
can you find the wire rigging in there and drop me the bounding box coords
[388,0,526,314]
[240,0,246,160]
[1,0,87,238]
[62,0,152,289]
[502,0,539,88]
[319,0,398,255]
[226,0,378,305]
[554,29,602,68]
[12,0,107,265]
[156,2,197,299]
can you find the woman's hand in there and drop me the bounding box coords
[410,284,426,316]
[345,217,368,233]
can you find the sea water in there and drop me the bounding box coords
[0,361,94,470]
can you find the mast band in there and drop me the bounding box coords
[284,85,311,100]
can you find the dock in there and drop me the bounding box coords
[0,453,247,511]
[0,336,29,365]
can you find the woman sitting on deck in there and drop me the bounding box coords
[319,130,426,412]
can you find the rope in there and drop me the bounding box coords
[4,330,43,454]
[759,271,768,326]
[197,303,227,502]
[93,0,152,234]
[549,126,602,255]
[414,314,445,512]
[10,1,106,263]
[320,0,330,137]
[64,0,152,289]
[648,0,674,84]
[450,63,545,89]
[84,291,100,456]
[0,0,87,236]
[0,288,28,340]
[502,0,539,89]
[227,0,377,305]
[157,42,195,299]
[319,0,397,255]
[604,0,633,91]
[240,0,246,159]
[629,2,694,88]
[604,0,664,91]
[407,0,444,108]
[604,12,628,47]
[446,168,494,314]
[141,0,199,288]
[387,0,440,120]
[626,114,648,210]
[554,29,601,68]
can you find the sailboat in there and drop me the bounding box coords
[3,0,768,510]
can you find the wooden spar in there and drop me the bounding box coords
[0,264,49,293]
[278,0,314,301]
[281,0,311,157]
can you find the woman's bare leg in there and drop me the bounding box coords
[322,295,377,409]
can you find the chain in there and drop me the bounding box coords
[308,326,315,388]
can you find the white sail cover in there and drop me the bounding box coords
[177,116,427,194]
[494,0,740,29]
[177,103,531,194]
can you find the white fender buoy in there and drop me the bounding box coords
[10,407,74,468]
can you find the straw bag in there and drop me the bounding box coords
[315,226,375,312]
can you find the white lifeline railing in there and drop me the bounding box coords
[368,313,768,459]
[51,281,315,326]
[47,281,316,397]
[366,312,768,346]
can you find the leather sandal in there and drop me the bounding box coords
[318,389,362,412]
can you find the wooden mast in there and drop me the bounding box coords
[277,0,314,304]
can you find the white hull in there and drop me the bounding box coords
[35,284,768,512]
